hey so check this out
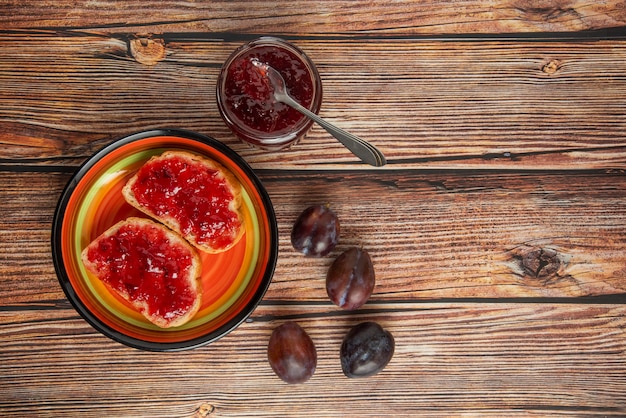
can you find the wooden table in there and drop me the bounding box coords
[2,2,626,416]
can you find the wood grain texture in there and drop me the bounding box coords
[0,0,625,34]
[2,0,626,416]
[2,303,626,416]
[1,33,626,169]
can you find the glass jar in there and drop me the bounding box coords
[216,37,323,150]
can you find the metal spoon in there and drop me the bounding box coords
[251,59,386,167]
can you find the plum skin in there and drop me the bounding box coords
[267,321,317,384]
[340,322,394,378]
[326,247,375,310]
[291,205,340,257]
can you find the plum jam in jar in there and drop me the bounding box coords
[216,37,323,150]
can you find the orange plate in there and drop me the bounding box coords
[52,129,278,351]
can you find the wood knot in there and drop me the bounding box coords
[521,247,560,279]
[508,244,570,285]
[129,36,166,66]
[541,59,562,75]
[194,403,215,417]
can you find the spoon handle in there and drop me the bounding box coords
[279,94,386,167]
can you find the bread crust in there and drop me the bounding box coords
[122,151,245,254]
[81,217,202,328]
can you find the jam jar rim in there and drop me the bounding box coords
[216,36,323,147]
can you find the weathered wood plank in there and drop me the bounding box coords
[2,303,625,416]
[3,170,626,305]
[266,169,626,301]
[0,1,625,35]
[1,34,625,170]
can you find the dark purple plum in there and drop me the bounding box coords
[291,204,339,257]
[340,322,394,378]
[267,322,317,383]
[326,247,375,310]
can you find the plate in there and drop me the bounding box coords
[52,129,278,351]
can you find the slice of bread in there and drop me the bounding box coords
[122,151,245,254]
[81,217,202,328]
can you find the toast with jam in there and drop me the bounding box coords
[81,217,202,328]
[122,151,245,254]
